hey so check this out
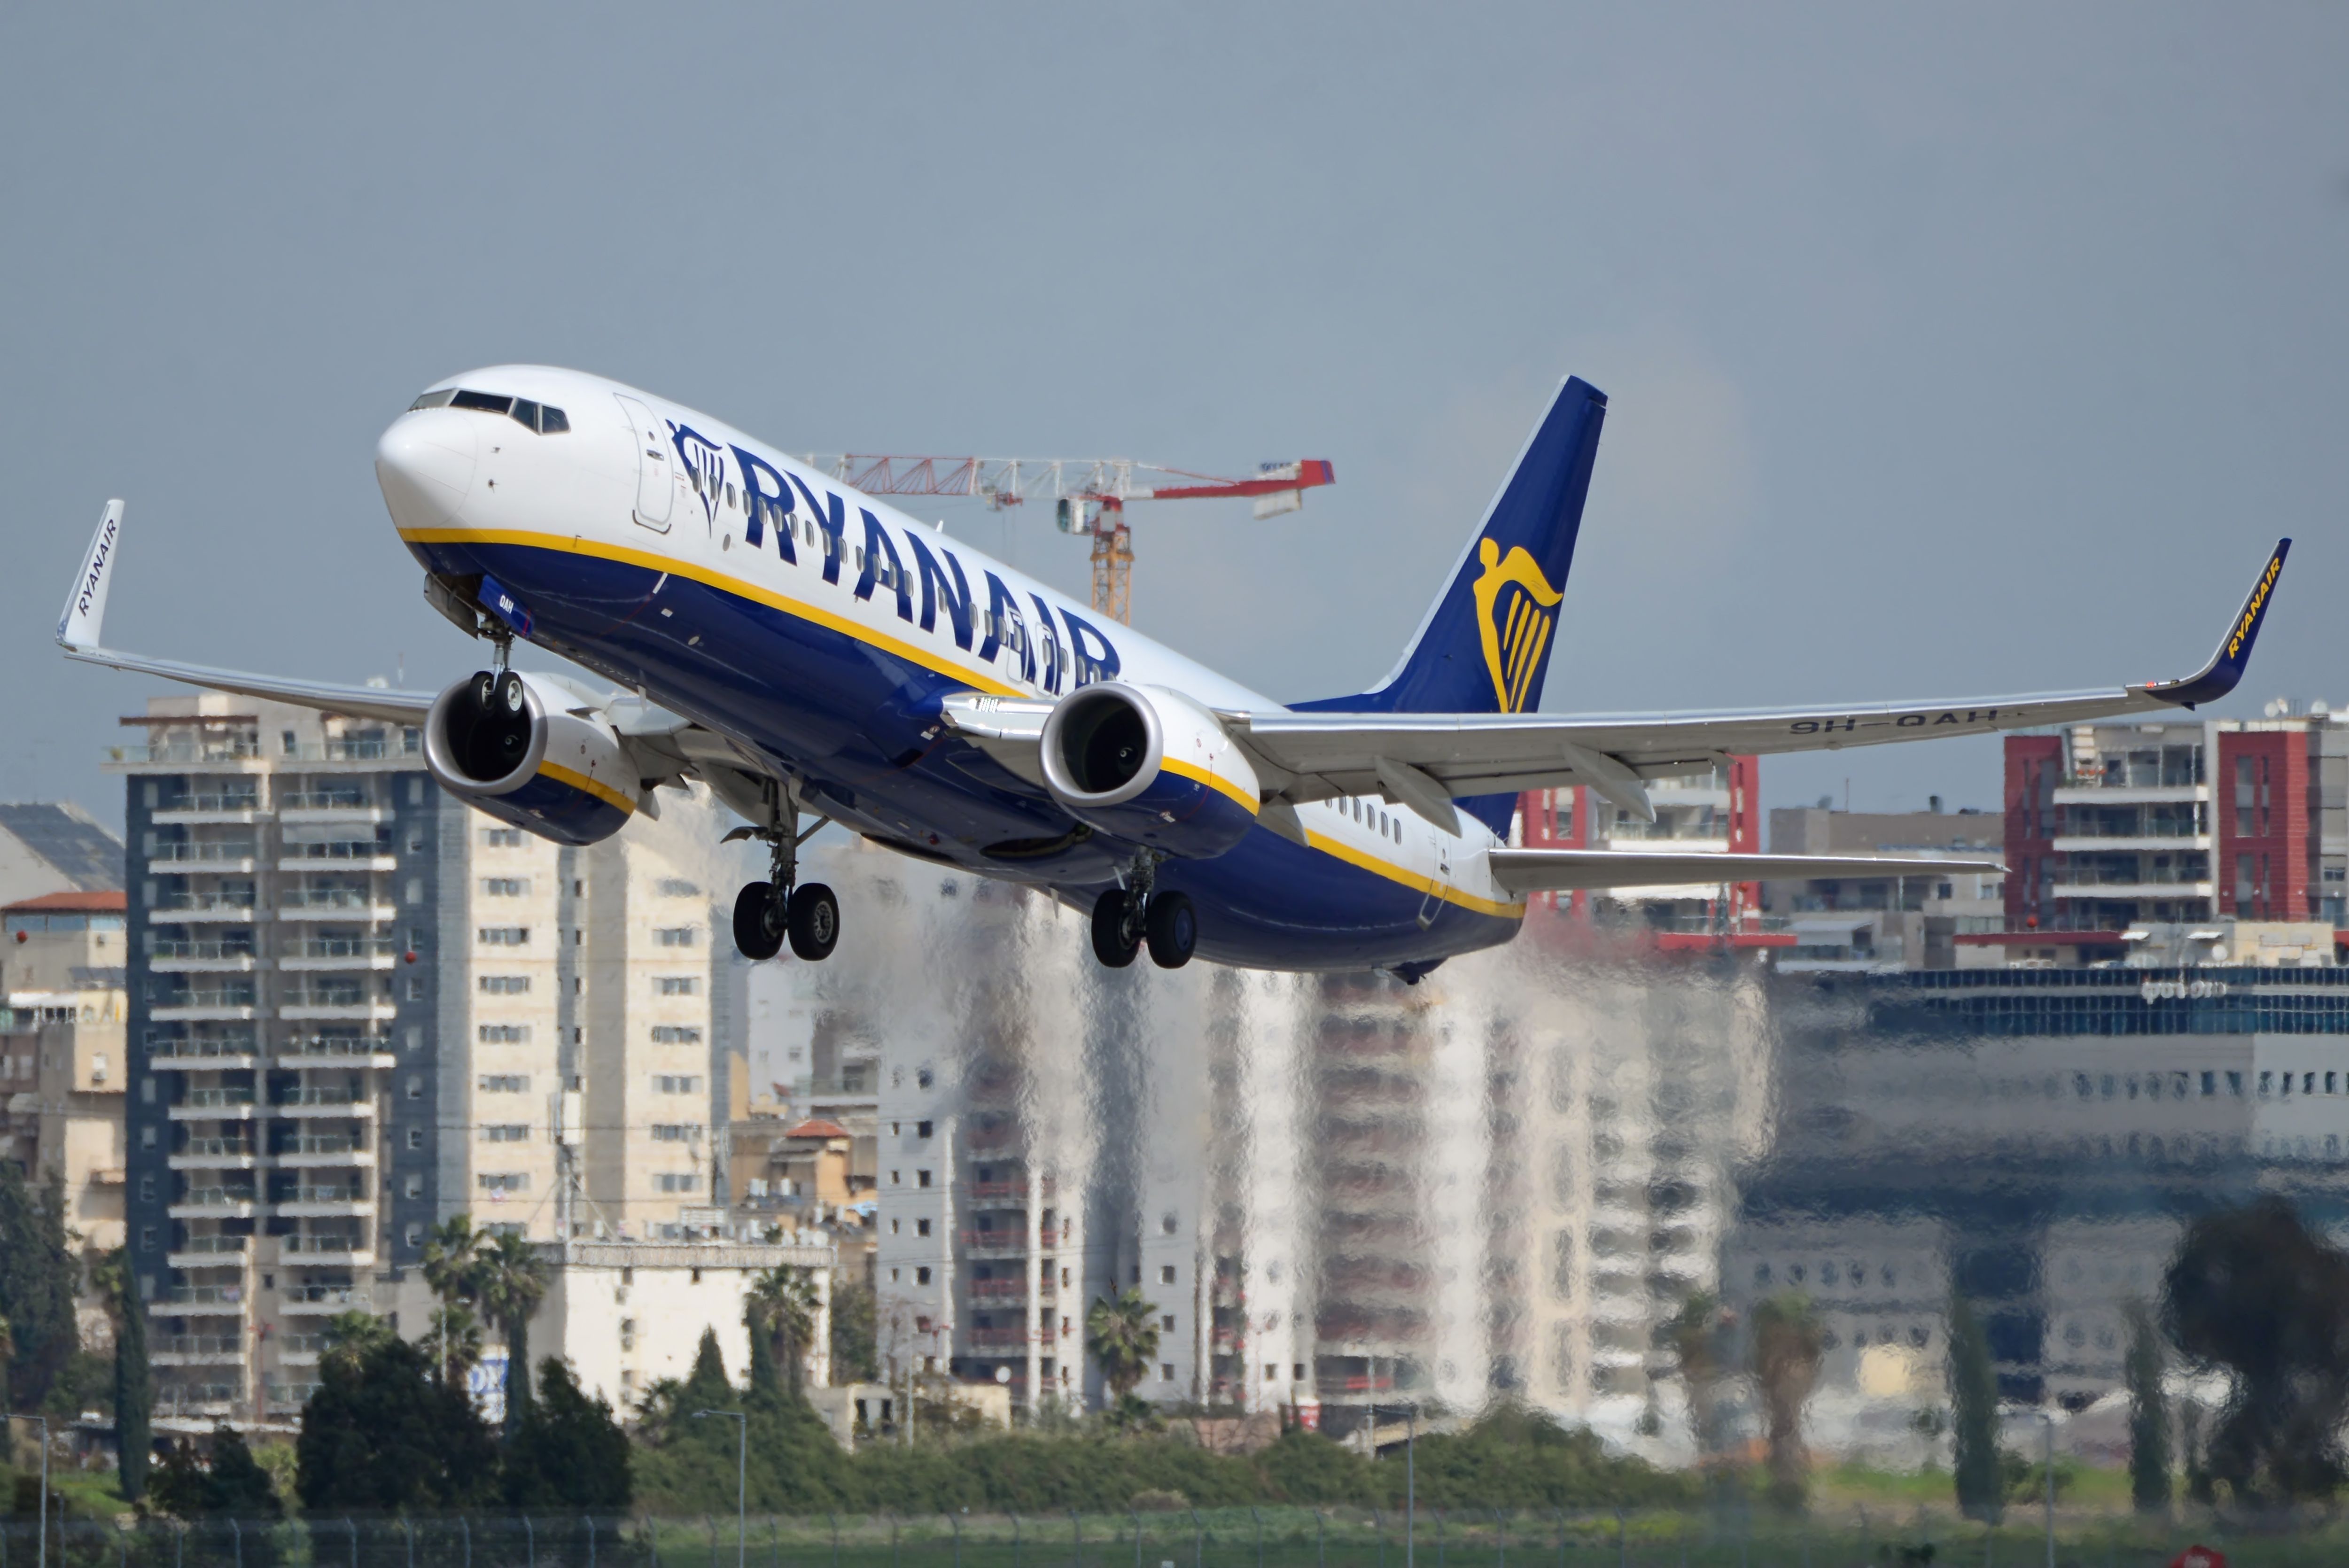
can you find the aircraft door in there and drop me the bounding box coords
[614,395,674,531]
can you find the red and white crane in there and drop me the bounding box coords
[802,453,1336,624]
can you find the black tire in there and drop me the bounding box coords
[1090,888,1141,968]
[787,882,841,962]
[1145,891,1198,970]
[732,881,785,961]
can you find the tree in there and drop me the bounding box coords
[474,1230,548,1433]
[419,1213,484,1385]
[420,1299,484,1389]
[2164,1195,2349,1505]
[1662,1293,1734,1474]
[0,1166,81,1410]
[112,1255,150,1502]
[151,1425,283,1519]
[2125,1299,2170,1513]
[1948,1289,2003,1522]
[295,1332,499,1510]
[504,1358,632,1507]
[1747,1292,1822,1511]
[747,1266,820,1396]
[830,1280,879,1383]
[1085,1288,1161,1399]
[319,1310,394,1375]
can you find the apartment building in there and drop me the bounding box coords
[1516,760,1773,944]
[1759,804,2007,972]
[0,889,130,1255]
[113,689,738,1426]
[1997,709,2349,961]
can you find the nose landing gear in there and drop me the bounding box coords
[1089,852,1195,970]
[729,788,838,963]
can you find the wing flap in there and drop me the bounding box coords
[1488,848,2004,894]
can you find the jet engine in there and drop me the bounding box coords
[424,670,639,846]
[1038,683,1261,857]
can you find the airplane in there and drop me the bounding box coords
[56,367,2288,979]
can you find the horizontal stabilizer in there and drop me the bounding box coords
[1487,848,2003,895]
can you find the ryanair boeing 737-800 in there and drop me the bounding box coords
[56,368,2287,978]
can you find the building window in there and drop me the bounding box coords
[483,828,523,847]
[915,1267,932,1285]
[1160,1265,1177,1285]
[655,1173,700,1193]
[479,976,529,994]
[917,1170,933,1188]
[407,1127,423,1149]
[477,1025,530,1044]
[478,1125,529,1142]
[1161,1364,1175,1382]
[405,1224,422,1246]
[649,1124,704,1142]
[478,1075,529,1093]
[916,1120,933,1139]
[653,927,698,947]
[653,1075,702,1094]
[477,927,530,946]
[480,878,528,897]
[139,1226,156,1252]
[1162,1213,1178,1234]
[657,878,702,897]
[620,1320,636,1351]
[1161,1314,1176,1331]
[649,1026,703,1044]
[916,1219,931,1237]
[404,1175,424,1198]
[657,976,699,996]
[477,1173,529,1193]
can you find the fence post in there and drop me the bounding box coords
[1374,1509,1385,1568]
[889,1513,900,1568]
[585,1518,598,1568]
[1250,1507,1264,1568]
[948,1515,962,1568]
[1433,1510,1443,1568]
[175,1522,183,1568]
[463,1516,473,1568]
[526,1516,536,1568]
[1314,1510,1325,1568]
[1614,1510,1625,1568]
[1129,1510,1141,1568]
[346,1519,357,1568]
[1069,1510,1081,1568]
[709,1516,721,1568]
[1185,1509,1201,1568]
[1490,1509,1504,1568]
[231,1518,243,1568]
[1010,1513,1021,1568]
[775,1516,784,1568]
[1548,1511,1561,1568]
[830,1514,841,1568]
[404,1516,415,1568]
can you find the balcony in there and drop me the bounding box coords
[276,843,399,874]
[967,1278,1052,1302]
[149,939,259,975]
[148,986,259,1024]
[170,1089,258,1122]
[280,994,397,1023]
[2052,782,2209,806]
[278,889,397,923]
[277,1036,396,1068]
[966,1326,1033,1349]
[116,738,262,765]
[148,845,257,875]
[281,936,401,973]
[960,1229,1029,1257]
[272,1087,375,1118]
[170,1139,258,1171]
[167,1238,249,1269]
[150,1284,248,1315]
[149,1040,260,1070]
[153,1335,246,1366]
[281,736,419,762]
[149,795,264,825]
[280,1286,370,1314]
[156,1386,240,1417]
[274,1134,375,1167]
[272,1187,374,1219]
[278,1236,374,1265]
[148,895,260,925]
[278,792,388,822]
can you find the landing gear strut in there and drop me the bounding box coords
[1090,852,1195,970]
[730,787,838,963]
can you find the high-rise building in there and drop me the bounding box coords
[114,689,738,1426]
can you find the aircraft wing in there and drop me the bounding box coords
[1231,539,2288,825]
[1487,848,2003,894]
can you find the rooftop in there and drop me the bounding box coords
[5,889,128,916]
[0,804,124,893]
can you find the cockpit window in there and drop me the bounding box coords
[407,388,568,433]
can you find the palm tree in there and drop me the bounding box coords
[1084,1287,1160,1400]
[474,1230,549,1432]
[319,1309,394,1374]
[747,1266,821,1396]
[1663,1292,1733,1469]
[421,1299,484,1386]
[1749,1291,1825,1511]
[419,1215,484,1385]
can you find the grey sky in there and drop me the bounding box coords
[5,5,2343,832]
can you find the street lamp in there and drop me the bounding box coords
[692,1409,747,1568]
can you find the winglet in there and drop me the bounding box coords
[57,500,125,652]
[2146,538,2290,708]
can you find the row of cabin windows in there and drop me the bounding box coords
[1327,796,1403,842]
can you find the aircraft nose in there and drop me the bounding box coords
[375,412,479,531]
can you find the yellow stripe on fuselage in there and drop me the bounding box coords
[1161,756,1260,816]
[538,760,638,815]
[399,527,1029,699]
[1302,830,1524,919]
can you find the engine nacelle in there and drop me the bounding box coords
[1039,683,1261,858]
[424,670,638,846]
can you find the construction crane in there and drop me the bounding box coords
[802,453,1336,624]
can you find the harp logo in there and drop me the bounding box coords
[1472,537,1563,713]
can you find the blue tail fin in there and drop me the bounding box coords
[1295,375,1605,838]
[1299,375,1605,719]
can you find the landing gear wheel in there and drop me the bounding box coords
[1090,888,1142,969]
[787,883,840,962]
[732,881,785,961]
[1144,891,1197,970]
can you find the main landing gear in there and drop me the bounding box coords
[729,789,838,963]
[1090,852,1196,971]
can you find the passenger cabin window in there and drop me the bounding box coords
[408,388,568,434]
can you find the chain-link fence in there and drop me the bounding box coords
[0,1509,2341,1568]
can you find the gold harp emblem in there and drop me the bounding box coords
[1472,537,1563,713]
